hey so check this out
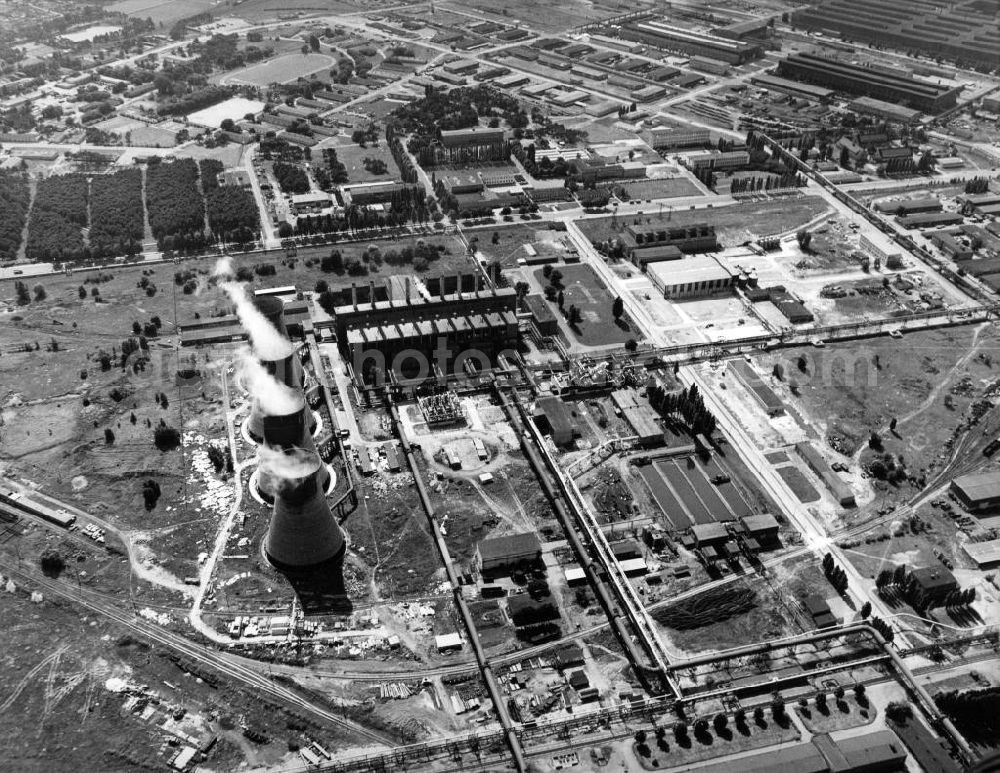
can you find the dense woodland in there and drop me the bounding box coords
[25,173,88,262]
[0,172,30,261]
[89,168,145,259]
[199,159,261,246]
[272,161,310,194]
[145,159,207,250]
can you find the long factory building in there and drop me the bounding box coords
[332,274,519,383]
[792,0,999,70]
[776,53,962,113]
[619,19,763,64]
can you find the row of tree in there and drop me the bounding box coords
[647,382,717,436]
[89,168,145,259]
[145,158,206,246]
[25,174,88,262]
[822,552,849,593]
[0,172,29,261]
[199,159,260,246]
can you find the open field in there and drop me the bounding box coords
[0,579,367,771]
[332,142,400,185]
[533,263,637,348]
[469,223,571,267]
[440,0,633,33]
[758,325,1000,505]
[577,196,832,249]
[615,177,703,201]
[657,577,810,656]
[107,0,215,25]
[218,53,337,87]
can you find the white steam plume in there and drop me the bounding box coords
[213,256,235,279]
[258,445,321,481]
[238,352,304,416]
[219,280,293,361]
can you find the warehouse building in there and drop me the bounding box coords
[792,0,998,70]
[740,514,779,547]
[796,441,855,507]
[897,211,964,229]
[648,256,734,300]
[951,471,1000,511]
[729,360,784,416]
[873,196,941,215]
[477,532,543,578]
[649,127,711,150]
[534,396,581,447]
[620,19,763,64]
[908,566,958,608]
[628,223,718,255]
[687,150,751,171]
[631,243,683,269]
[439,126,506,148]
[776,53,962,113]
[522,294,559,335]
[849,96,921,124]
[750,73,834,101]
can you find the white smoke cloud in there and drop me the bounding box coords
[213,256,235,279]
[219,280,293,361]
[237,351,304,416]
[257,445,320,481]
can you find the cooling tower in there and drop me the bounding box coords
[266,455,345,569]
[244,352,313,442]
[252,294,288,338]
[256,408,330,501]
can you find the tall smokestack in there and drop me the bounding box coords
[404,276,411,305]
[265,451,345,568]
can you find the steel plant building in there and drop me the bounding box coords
[619,19,763,64]
[776,53,962,114]
[792,0,999,70]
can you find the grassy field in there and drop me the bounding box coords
[470,223,570,267]
[107,0,213,25]
[533,263,638,347]
[615,177,702,201]
[218,53,338,86]
[577,196,831,249]
[760,325,999,485]
[332,142,401,185]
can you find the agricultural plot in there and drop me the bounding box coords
[24,174,88,263]
[88,168,145,260]
[218,53,337,86]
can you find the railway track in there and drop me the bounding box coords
[0,556,394,747]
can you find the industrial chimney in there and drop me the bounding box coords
[266,452,345,569]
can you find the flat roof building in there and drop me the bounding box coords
[478,532,542,578]
[534,396,580,447]
[621,19,763,64]
[648,256,734,300]
[796,441,855,507]
[777,52,962,113]
[951,471,1000,511]
[439,126,506,148]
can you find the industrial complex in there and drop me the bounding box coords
[0,0,999,771]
